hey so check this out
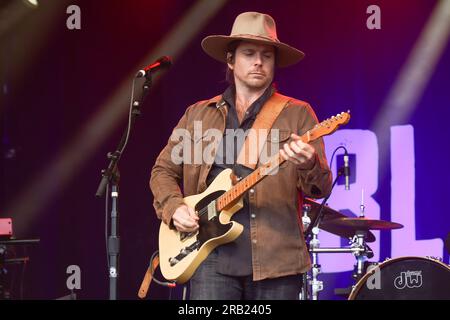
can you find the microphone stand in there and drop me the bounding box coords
[95,73,153,300]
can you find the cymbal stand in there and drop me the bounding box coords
[351,190,372,281]
[350,231,373,282]
[300,204,311,300]
[309,227,323,300]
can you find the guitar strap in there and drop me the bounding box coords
[138,254,160,299]
[138,253,176,299]
[236,92,291,170]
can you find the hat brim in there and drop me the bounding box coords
[201,35,305,68]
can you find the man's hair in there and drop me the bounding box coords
[225,40,241,84]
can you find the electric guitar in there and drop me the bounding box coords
[158,111,351,283]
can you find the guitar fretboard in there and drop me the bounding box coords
[215,112,349,212]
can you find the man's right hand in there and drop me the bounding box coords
[172,205,199,233]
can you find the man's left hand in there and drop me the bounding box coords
[280,133,316,170]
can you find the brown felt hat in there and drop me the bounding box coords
[201,12,305,67]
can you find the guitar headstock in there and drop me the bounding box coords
[309,111,351,140]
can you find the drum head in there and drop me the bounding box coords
[349,256,450,300]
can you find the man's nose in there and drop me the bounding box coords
[254,53,263,66]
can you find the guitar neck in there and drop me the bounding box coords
[216,133,312,212]
[215,111,350,212]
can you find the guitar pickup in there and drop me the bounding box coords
[207,200,217,221]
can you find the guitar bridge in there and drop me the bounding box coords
[169,240,200,266]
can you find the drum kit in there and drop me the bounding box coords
[300,198,450,300]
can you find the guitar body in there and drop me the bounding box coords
[159,168,244,283]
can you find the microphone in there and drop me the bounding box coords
[136,56,172,78]
[344,151,350,190]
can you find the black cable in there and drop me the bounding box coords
[328,145,348,173]
[147,250,176,300]
[119,77,138,155]
[304,145,348,239]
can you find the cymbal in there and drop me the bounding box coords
[303,198,346,220]
[303,198,376,242]
[324,217,403,230]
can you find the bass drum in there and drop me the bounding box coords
[349,256,450,300]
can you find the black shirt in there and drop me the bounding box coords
[206,84,274,276]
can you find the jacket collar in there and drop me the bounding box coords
[205,95,226,109]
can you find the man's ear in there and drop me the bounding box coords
[226,52,234,70]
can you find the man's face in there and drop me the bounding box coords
[228,41,275,91]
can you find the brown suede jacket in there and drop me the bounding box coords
[150,92,332,280]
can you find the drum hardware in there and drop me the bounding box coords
[300,153,407,300]
[302,196,405,300]
[359,193,365,217]
[322,215,403,281]
[301,204,312,233]
[352,197,370,281]
[304,198,376,242]
[306,229,374,299]
[299,204,311,301]
[350,231,374,281]
[308,227,323,300]
[425,256,443,262]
